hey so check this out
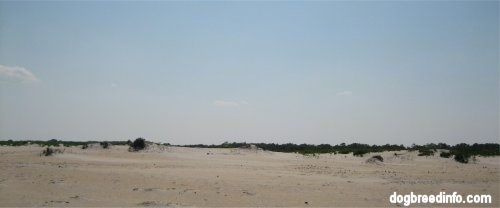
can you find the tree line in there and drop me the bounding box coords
[0,139,129,147]
[179,141,499,163]
[1,139,498,163]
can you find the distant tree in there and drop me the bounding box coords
[130,138,146,151]
[437,143,449,149]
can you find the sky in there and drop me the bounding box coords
[0,1,498,146]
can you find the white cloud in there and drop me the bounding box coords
[336,91,353,96]
[213,100,249,108]
[0,65,39,82]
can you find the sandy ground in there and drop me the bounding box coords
[0,145,498,207]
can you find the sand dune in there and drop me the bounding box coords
[0,145,498,207]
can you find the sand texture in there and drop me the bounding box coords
[0,145,498,207]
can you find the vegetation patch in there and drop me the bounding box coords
[100,142,110,149]
[0,139,128,147]
[338,150,351,154]
[129,138,146,151]
[371,155,384,162]
[353,150,368,157]
[41,147,64,156]
[418,149,435,156]
[439,151,452,158]
[2,139,499,164]
[454,153,470,164]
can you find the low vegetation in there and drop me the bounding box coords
[129,137,146,151]
[180,142,498,164]
[439,151,452,158]
[40,147,64,156]
[371,155,384,162]
[417,149,435,156]
[0,139,128,147]
[1,139,498,164]
[454,153,470,164]
[353,150,369,157]
[100,142,110,149]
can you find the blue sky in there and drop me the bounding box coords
[0,1,498,145]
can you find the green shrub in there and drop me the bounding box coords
[41,147,63,156]
[454,153,470,163]
[42,147,54,156]
[353,150,368,157]
[130,138,146,151]
[440,151,452,158]
[100,142,110,149]
[418,149,434,156]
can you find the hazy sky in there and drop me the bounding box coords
[0,1,498,145]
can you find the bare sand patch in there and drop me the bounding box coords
[0,145,498,207]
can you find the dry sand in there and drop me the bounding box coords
[0,145,498,207]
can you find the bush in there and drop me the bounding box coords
[371,155,383,162]
[454,153,470,164]
[82,144,88,149]
[100,142,110,149]
[42,147,54,156]
[353,150,368,157]
[418,149,434,156]
[41,147,63,156]
[130,138,146,151]
[338,150,351,154]
[440,151,452,158]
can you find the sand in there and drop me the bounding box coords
[0,145,498,207]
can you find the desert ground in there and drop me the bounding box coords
[0,144,498,207]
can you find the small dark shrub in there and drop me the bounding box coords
[100,142,110,149]
[371,155,383,162]
[130,138,146,151]
[454,153,470,163]
[440,151,452,158]
[418,149,434,156]
[82,144,88,149]
[42,147,54,156]
[41,147,63,156]
[338,150,351,154]
[353,150,368,157]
